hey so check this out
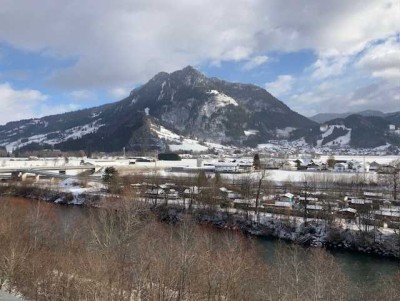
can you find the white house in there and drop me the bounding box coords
[214,162,239,173]
[282,160,297,171]
[334,162,347,172]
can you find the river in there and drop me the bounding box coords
[257,238,399,292]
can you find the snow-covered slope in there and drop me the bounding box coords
[317,125,352,147]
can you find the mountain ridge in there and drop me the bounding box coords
[0,66,398,153]
[309,110,396,123]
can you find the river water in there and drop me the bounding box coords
[257,238,399,292]
[4,197,400,293]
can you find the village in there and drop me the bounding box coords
[0,152,399,235]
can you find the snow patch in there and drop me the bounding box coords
[317,125,351,146]
[2,120,104,152]
[201,90,239,117]
[158,81,167,100]
[169,139,209,152]
[150,123,181,142]
[62,120,104,141]
[244,129,259,136]
[276,127,296,138]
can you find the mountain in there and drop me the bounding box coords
[0,66,316,153]
[293,114,400,149]
[309,110,387,123]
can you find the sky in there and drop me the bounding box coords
[0,0,399,125]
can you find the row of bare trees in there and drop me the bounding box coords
[0,196,399,301]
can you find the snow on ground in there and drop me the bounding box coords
[374,143,392,151]
[91,112,101,118]
[324,129,352,147]
[257,143,278,150]
[219,169,378,183]
[1,120,104,152]
[317,125,351,146]
[62,120,104,141]
[276,127,296,138]
[204,141,233,151]
[244,129,259,136]
[158,81,167,100]
[0,290,26,301]
[169,139,209,152]
[58,178,106,204]
[201,90,238,117]
[149,122,233,153]
[318,155,399,165]
[291,138,308,147]
[136,165,378,184]
[150,123,181,142]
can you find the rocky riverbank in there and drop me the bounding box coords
[156,205,400,260]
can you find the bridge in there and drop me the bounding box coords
[0,165,98,181]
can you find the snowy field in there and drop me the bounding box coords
[317,155,399,165]
[0,154,397,184]
[146,169,378,183]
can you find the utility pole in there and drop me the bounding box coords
[363,152,366,182]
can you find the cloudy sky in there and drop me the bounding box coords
[0,0,399,124]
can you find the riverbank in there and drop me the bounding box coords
[155,205,400,259]
[1,184,399,260]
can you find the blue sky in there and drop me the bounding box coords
[0,0,399,125]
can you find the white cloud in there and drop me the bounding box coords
[265,75,294,97]
[242,55,269,70]
[0,0,397,89]
[290,92,324,105]
[356,36,400,81]
[310,56,349,80]
[0,82,79,125]
[288,77,400,116]
[70,90,96,101]
[0,82,47,124]
[108,87,130,99]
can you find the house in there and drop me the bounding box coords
[369,161,380,172]
[262,158,281,169]
[345,196,373,210]
[307,162,321,171]
[336,208,357,219]
[374,209,400,222]
[238,162,253,172]
[214,162,239,173]
[282,160,297,171]
[334,162,347,172]
[306,204,323,211]
[351,162,369,173]
[183,186,200,197]
[165,189,179,199]
[274,201,293,209]
[280,192,295,203]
